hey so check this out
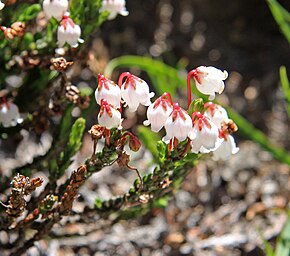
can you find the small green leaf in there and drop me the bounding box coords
[187,98,204,115]
[279,66,290,117]
[275,216,290,256]
[18,4,41,22]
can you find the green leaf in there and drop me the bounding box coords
[137,125,161,162]
[275,216,290,256]
[157,141,166,164]
[187,98,204,115]
[279,66,290,117]
[266,0,290,43]
[152,196,169,208]
[18,4,41,22]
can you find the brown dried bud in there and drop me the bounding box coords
[11,22,26,37]
[2,27,17,39]
[129,135,141,152]
[51,57,73,72]
[48,99,63,116]
[11,174,28,189]
[65,85,80,104]
[89,124,105,140]
[221,119,238,135]
[76,95,91,109]
[159,177,172,189]
[25,177,44,195]
[116,152,131,168]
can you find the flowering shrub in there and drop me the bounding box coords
[0,0,289,255]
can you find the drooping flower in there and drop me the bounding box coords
[143,92,173,132]
[95,74,121,108]
[120,72,154,112]
[189,112,223,153]
[189,66,228,100]
[0,102,22,127]
[57,13,83,48]
[163,103,192,143]
[204,102,229,127]
[101,0,129,20]
[0,1,5,10]
[98,99,122,129]
[43,0,68,21]
[212,134,239,161]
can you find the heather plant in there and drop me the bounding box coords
[0,0,289,255]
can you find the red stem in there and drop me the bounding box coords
[187,70,196,108]
[161,92,173,104]
[118,72,131,88]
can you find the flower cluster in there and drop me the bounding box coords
[95,66,238,161]
[42,0,82,48]
[101,0,129,20]
[95,72,154,129]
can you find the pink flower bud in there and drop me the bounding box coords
[189,112,223,153]
[98,99,122,129]
[162,103,192,143]
[120,73,154,112]
[57,14,82,48]
[144,92,173,132]
[95,74,121,108]
[101,0,129,20]
[191,66,228,100]
[43,0,68,21]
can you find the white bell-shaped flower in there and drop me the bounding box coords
[162,103,192,143]
[43,0,68,21]
[204,102,229,128]
[0,102,22,127]
[212,134,239,161]
[95,74,121,108]
[101,0,129,20]
[120,73,155,112]
[0,1,5,10]
[189,112,223,154]
[57,14,82,48]
[98,99,122,129]
[143,93,173,132]
[190,66,228,100]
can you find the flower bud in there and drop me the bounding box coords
[98,99,122,129]
[162,103,192,143]
[144,92,173,132]
[95,74,121,108]
[101,0,129,20]
[43,0,68,21]
[204,102,229,128]
[0,1,5,10]
[57,14,82,48]
[191,66,228,100]
[11,22,26,37]
[120,72,154,112]
[128,135,141,152]
[189,112,223,153]
[212,135,239,161]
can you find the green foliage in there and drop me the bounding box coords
[56,117,86,177]
[266,0,290,43]
[18,4,42,22]
[262,215,290,256]
[279,66,290,117]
